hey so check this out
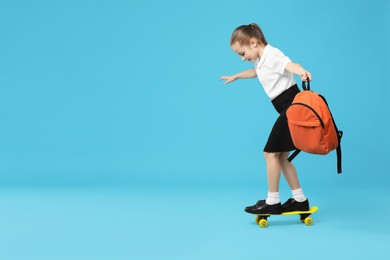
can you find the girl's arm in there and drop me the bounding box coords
[285,62,312,81]
[220,68,257,85]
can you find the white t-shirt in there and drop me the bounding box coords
[254,44,296,100]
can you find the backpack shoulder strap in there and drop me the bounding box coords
[318,95,343,174]
[287,149,301,162]
[336,131,343,174]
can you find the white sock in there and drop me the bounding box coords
[266,191,280,205]
[292,188,307,202]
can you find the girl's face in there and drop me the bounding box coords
[231,39,261,63]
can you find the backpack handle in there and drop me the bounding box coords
[302,78,311,91]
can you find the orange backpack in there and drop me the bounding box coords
[286,81,343,173]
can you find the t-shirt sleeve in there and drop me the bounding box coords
[266,49,292,74]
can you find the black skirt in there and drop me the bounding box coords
[263,84,300,153]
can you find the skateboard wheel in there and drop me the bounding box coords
[258,219,268,228]
[304,217,313,226]
[255,216,261,224]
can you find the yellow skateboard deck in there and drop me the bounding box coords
[253,206,319,228]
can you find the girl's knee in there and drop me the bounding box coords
[279,152,293,165]
[279,152,290,161]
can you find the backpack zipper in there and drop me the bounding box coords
[289,103,325,128]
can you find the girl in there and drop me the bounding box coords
[220,23,312,214]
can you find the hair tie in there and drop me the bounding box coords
[249,24,256,30]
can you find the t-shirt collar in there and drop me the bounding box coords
[255,44,270,68]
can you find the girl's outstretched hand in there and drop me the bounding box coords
[220,75,237,85]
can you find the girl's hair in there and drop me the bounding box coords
[230,23,268,46]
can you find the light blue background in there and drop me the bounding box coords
[0,0,389,259]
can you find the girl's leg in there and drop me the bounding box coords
[264,152,282,192]
[279,152,308,204]
[244,152,284,214]
[279,152,301,190]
